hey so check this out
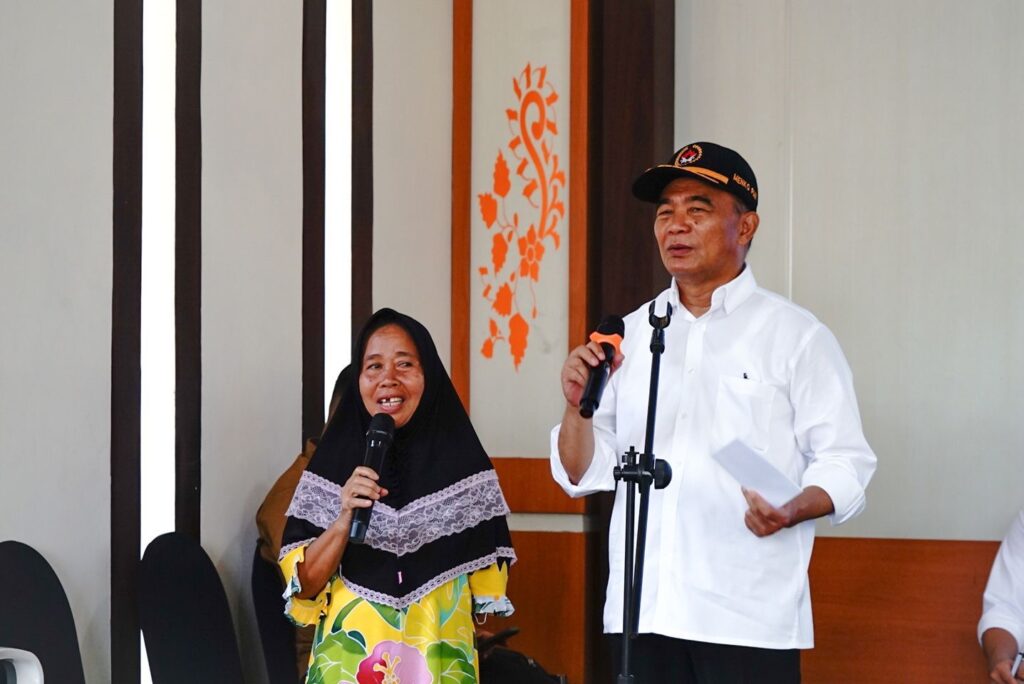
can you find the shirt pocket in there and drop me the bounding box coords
[711,375,776,453]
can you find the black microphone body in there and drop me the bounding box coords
[349,413,395,544]
[579,343,615,418]
[579,315,625,419]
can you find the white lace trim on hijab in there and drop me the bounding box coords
[285,468,510,557]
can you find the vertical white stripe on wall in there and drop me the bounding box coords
[325,0,354,407]
[140,1,178,681]
[140,0,177,553]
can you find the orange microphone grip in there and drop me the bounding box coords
[590,330,623,354]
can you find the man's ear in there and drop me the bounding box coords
[739,211,760,246]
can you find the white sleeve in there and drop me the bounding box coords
[549,365,622,497]
[979,510,1024,647]
[791,325,877,525]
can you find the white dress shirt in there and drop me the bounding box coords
[979,510,1024,648]
[550,267,876,649]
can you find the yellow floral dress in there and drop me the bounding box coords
[281,545,512,684]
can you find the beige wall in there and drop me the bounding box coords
[372,0,454,370]
[200,4,303,683]
[0,2,113,681]
[677,0,1024,540]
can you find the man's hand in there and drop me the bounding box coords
[556,342,623,485]
[560,341,624,409]
[742,485,835,537]
[742,487,792,537]
[983,629,1023,683]
[988,658,1021,684]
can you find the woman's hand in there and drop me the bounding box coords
[296,467,389,599]
[336,466,389,530]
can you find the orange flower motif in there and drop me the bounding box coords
[517,226,545,282]
[475,63,564,371]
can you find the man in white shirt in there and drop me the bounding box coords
[979,509,1024,683]
[551,142,877,683]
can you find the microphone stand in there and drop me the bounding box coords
[613,301,673,683]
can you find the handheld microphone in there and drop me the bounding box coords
[348,412,395,545]
[579,315,625,418]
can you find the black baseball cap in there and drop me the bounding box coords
[632,142,758,211]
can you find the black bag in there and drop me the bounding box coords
[480,646,565,683]
[478,628,566,683]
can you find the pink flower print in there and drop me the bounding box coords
[356,641,430,684]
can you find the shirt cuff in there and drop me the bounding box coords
[549,424,614,497]
[978,610,1024,648]
[801,460,866,525]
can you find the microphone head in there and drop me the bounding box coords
[366,412,396,444]
[589,315,625,353]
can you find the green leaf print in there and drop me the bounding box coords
[426,639,476,683]
[329,598,362,634]
[348,630,366,651]
[370,602,405,630]
[439,656,477,684]
[438,575,468,626]
[309,630,368,683]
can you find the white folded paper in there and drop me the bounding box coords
[712,440,800,508]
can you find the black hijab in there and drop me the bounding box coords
[282,308,515,608]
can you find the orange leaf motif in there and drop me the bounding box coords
[493,283,513,316]
[481,338,494,359]
[508,313,529,369]
[478,193,498,228]
[489,319,499,337]
[491,232,508,272]
[493,152,511,198]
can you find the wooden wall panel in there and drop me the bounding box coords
[493,457,586,515]
[803,537,998,683]
[487,530,596,684]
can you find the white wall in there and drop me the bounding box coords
[201,4,303,683]
[677,0,1024,540]
[0,2,113,681]
[372,0,454,369]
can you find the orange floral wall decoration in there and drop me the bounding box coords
[476,63,566,370]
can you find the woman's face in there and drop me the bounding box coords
[359,324,425,428]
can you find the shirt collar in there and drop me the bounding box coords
[668,264,757,319]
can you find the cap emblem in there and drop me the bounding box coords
[675,144,702,167]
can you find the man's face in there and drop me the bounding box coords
[653,177,758,288]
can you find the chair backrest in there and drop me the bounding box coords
[0,647,43,684]
[250,542,300,684]
[0,541,86,684]
[139,532,245,684]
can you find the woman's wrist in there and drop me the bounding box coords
[332,509,353,533]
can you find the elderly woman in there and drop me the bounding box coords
[280,308,515,683]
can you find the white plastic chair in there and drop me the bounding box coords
[0,647,44,684]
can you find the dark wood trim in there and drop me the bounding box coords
[569,0,589,349]
[111,0,143,681]
[450,0,472,410]
[585,3,674,678]
[175,0,202,541]
[590,0,675,321]
[302,0,327,442]
[351,0,374,332]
